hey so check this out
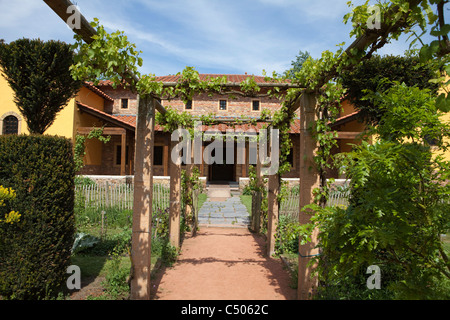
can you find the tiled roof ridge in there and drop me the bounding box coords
[76,101,135,130]
[94,73,290,86]
[83,82,114,102]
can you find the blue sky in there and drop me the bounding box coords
[0,0,445,76]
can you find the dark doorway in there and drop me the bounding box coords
[209,143,235,182]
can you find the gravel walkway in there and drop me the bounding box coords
[152,227,296,300]
[151,185,296,300]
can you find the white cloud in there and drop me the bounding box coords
[92,0,299,75]
[1,0,426,77]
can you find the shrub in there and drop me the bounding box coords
[306,84,450,299]
[274,215,301,255]
[340,54,439,125]
[0,39,82,134]
[0,135,75,299]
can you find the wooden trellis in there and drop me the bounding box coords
[43,0,428,300]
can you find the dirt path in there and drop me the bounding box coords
[151,227,297,300]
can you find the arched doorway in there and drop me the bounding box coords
[1,113,20,135]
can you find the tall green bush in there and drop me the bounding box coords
[0,39,82,134]
[305,83,450,299]
[340,54,439,125]
[0,135,75,299]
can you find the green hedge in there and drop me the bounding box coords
[0,135,75,299]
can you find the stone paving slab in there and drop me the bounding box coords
[198,185,250,227]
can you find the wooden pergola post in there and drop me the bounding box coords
[297,92,320,300]
[185,139,195,235]
[163,135,170,176]
[262,126,279,257]
[130,94,155,300]
[121,131,127,176]
[169,133,182,248]
[267,173,279,256]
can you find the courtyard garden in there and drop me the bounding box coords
[1,0,449,301]
[68,176,207,300]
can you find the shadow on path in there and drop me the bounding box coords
[150,227,296,300]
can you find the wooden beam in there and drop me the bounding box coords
[43,0,96,44]
[43,0,167,115]
[285,0,423,114]
[77,127,126,135]
[130,95,155,300]
[335,131,361,140]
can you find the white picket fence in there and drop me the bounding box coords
[75,182,350,222]
[279,187,350,220]
[75,183,170,212]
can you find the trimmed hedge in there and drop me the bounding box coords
[0,135,75,299]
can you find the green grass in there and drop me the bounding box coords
[71,255,109,278]
[240,194,252,215]
[197,193,207,210]
[280,252,299,289]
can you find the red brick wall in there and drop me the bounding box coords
[99,86,138,115]
[91,85,302,179]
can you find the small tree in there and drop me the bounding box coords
[0,38,82,134]
[340,54,440,125]
[306,83,450,299]
[283,50,311,79]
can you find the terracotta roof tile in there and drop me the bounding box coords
[95,74,289,86]
[83,82,114,101]
[155,74,287,84]
[149,118,301,134]
[76,101,135,131]
[329,111,361,127]
[112,114,168,131]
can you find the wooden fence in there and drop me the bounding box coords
[249,185,350,230]
[278,187,350,221]
[75,183,170,212]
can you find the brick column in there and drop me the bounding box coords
[298,92,320,300]
[130,95,155,300]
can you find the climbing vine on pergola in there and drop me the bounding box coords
[44,0,450,300]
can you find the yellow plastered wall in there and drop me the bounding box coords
[73,86,106,166]
[0,75,107,167]
[44,99,76,138]
[341,99,356,117]
[0,73,29,135]
[438,80,450,161]
[440,112,450,162]
[1,72,75,138]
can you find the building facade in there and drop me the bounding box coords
[0,73,370,182]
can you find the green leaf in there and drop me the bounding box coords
[436,93,450,112]
[430,24,450,37]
